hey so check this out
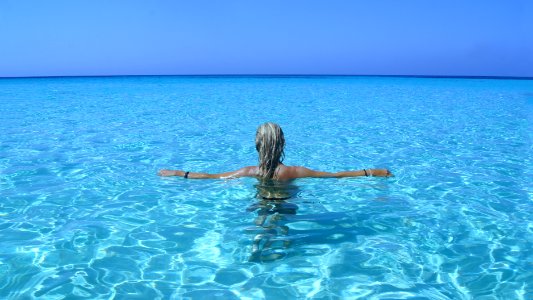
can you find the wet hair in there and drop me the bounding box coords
[255,122,285,179]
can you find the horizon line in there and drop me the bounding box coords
[1,74,532,80]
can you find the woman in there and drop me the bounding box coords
[159,122,392,261]
[158,122,393,180]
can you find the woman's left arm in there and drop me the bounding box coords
[158,166,257,179]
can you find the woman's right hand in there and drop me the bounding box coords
[158,169,181,176]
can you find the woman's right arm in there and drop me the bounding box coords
[158,166,257,179]
[293,167,393,178]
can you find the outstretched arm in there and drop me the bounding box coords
[158,166,257,179]
[293,167,392,178]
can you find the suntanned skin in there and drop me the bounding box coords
[158,163,392,179]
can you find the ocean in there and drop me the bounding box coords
[0,76,531,299]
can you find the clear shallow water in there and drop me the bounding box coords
[0,76,531,299]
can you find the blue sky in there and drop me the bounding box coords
[0,0,531,77]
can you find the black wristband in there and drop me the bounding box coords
[184,171,190,179]
[363,169,368,176]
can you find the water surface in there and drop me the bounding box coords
[0,76,531,299]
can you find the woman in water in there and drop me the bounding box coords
[158,122,393,181]
[159,122,392,261]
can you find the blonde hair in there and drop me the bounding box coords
[255,122,285,179]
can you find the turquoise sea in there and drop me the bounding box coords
[0,76,531,299]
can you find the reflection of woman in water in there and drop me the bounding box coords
[246,180,300,261]
[159,122,393,261]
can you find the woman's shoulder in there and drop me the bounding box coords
[240,166,259,176]
[280,165,309,171]
[277,165,308,179]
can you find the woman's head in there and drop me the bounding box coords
[255,122,285,179]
